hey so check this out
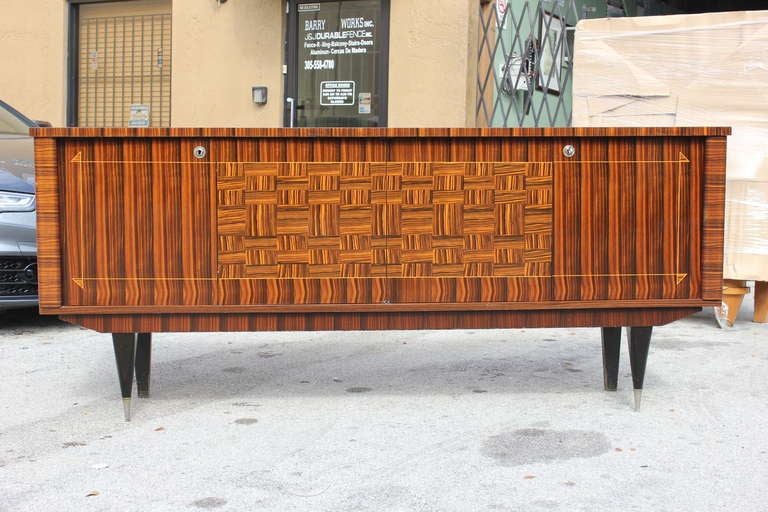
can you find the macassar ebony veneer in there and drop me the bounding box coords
[31,127,729,418]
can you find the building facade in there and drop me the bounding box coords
[2,0,479,128]
[3,0,758,128]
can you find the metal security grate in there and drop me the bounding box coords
[477,0,639,128]
[477,1,580,128]
[78,13,172,127]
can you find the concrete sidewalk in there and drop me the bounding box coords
[1,299,766,511]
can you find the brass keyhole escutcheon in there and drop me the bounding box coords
[562,145,576,158]
[193,146,207,159]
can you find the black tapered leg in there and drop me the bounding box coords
[627,326,653,410]
[601,327,622,391]
[135,333,152,399]
[112,333,137,421]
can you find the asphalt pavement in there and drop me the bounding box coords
[1,297,766,511]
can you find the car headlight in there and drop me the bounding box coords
[0,191,35,212]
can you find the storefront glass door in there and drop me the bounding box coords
[286,0,389,127]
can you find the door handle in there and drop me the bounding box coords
[286,97,296,128]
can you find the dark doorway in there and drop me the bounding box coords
[285,0,390,127]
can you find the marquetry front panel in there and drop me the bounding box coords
[385,161,553,302]
[217,162,389,280]
[215,161,552,304]
[37,128,726,314]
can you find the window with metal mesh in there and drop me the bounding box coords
[477,1,637,128]
[78,13,172,127]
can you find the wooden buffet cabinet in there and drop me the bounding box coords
[31,127,728,418]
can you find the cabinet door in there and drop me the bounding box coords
[215,161,388,305]
[62,144,391,307]
[552,137,701,301]
[61,139,217,307]
[384,161,554,303]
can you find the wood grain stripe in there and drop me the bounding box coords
[31,127,731,138]
[60,307,702,333]
[32,138,62,308]
[701,137,727,300]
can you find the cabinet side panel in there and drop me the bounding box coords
[34,138,62,311]
[701,136,727,300]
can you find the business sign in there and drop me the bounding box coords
[128,104,150,127]
[320,81,356,105]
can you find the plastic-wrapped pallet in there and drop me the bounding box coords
[573,10,768,324]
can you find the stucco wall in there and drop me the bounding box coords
[0,0,476,128]
[172,0,476,127]
[388,0,475,127]
[171,0,285,127]
[0,1,67,126]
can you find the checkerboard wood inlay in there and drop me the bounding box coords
[217,162,553,279]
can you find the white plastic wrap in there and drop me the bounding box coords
[724,181,768,280]
[573,11,768,280]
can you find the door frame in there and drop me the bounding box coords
[284,0,390,127]
[66,0,172,127]
[67,0,130,127]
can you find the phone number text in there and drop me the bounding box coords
[304,59,335,70]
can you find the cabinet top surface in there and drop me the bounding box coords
[30,127,731,139]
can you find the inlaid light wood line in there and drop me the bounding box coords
[54,300,713,315]
[70,153,691,166]
[70,152,691,289]
[677,152,690,284]
[676,153,684,283]
[77,155,88,295]
[71,272,688,289]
